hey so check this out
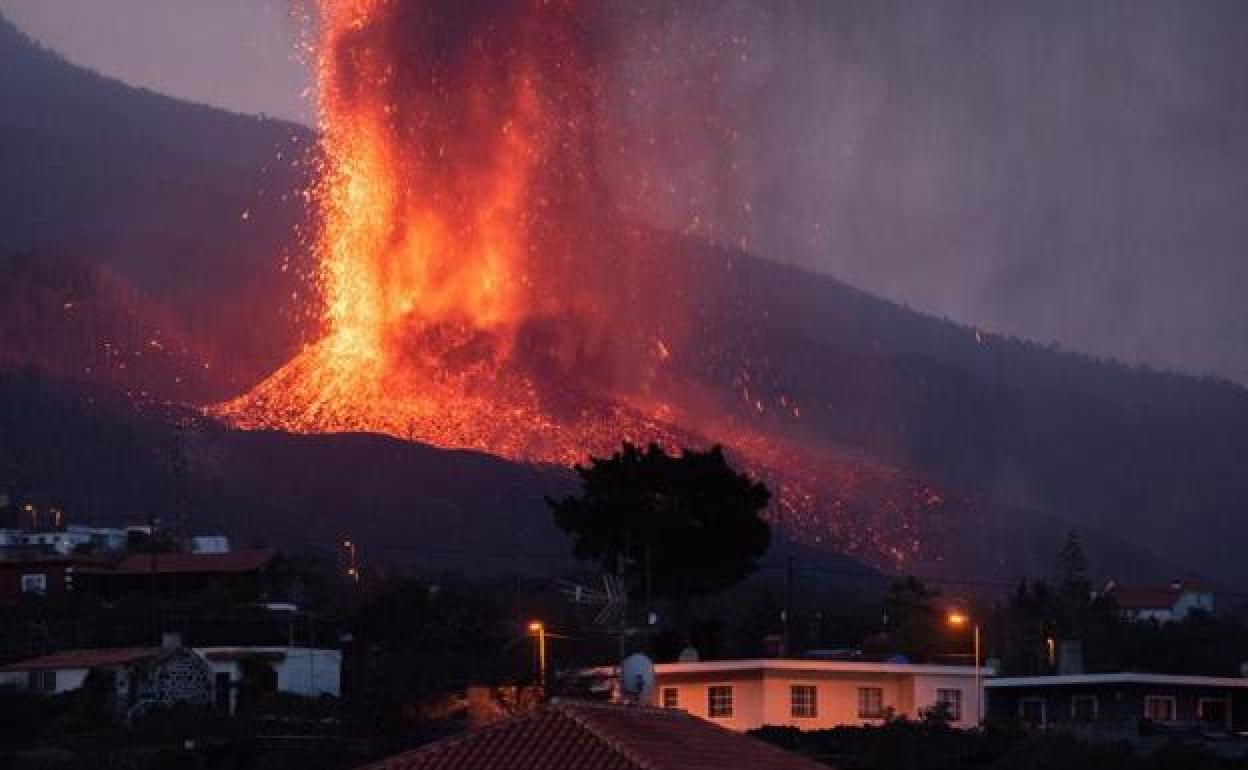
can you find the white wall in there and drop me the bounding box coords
[656,666,982,731]
[912,672,981,728]
[0,667,89,694]
[197,647,341,713]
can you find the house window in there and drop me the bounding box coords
[28,670,56,693]
[20,574,47,594]
[936,689,963,721]
[1144,695,1176,723]
[1071,695,1098,722]
[791,685,817,718]
[1199,698,1229,727]
[661,687,679,709]
[857,687,885,719]
[708,686,733,718]
[1019,697,1047,726]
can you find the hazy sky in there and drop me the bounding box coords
[4,1,1248,383]
[0,0,314,123]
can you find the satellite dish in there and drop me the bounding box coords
[619,653,656,704]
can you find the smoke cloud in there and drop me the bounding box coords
[594,0,1248,383]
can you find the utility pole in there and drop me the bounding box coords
[783,555,794,657]
[342,537,359,583]
[171,420,188,549]
[148,512,159,643]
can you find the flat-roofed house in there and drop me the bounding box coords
[987,673,1248,733]
[648,658,985,731]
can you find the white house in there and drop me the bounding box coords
[196,646,341,712]
[0,641,341,716]
[639,659,986,731]
[1105,579,1215,623]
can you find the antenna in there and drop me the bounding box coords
[618,653,655,706]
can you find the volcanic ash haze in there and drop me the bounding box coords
[219,0,954,571]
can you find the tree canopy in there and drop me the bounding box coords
[548,443,771,607]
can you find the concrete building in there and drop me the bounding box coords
[987,673,1248,733]
[648,659,985,731]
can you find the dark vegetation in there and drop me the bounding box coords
[0,13,315,399]
[551,443,772,611]
[754,720,1248,770]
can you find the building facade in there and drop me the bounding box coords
[0,642,340,717]
[987,673,1248,733]
[651,659,984,731]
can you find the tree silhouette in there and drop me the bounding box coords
[1058,530,1090,601]
[548,443,771,616]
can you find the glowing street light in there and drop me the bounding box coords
[528,620,547,694]
[947,610,983,725]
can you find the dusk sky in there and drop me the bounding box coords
[0,0,314,123]
[4,0,1247,383]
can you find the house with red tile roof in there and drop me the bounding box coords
[74,547,283,601]
[361,698,828,770]
[1104,579,1215,623]
[0,634,214,720]
[0,637,340,717]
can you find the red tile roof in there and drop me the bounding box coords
[1111,579,1214,610]
[362,699,828,770]
[86,547,277,575]
[0,647,159,672]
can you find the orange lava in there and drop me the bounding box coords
[218,0,689,466]
[216,1,954,571]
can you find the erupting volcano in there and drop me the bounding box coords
[222,0,687,462]
[219,0,952,570]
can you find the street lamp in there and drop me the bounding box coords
[947,610,983,725]
[528,621,547,694]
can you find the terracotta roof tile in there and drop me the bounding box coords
[0,647,159,672]
[1111,579,1213,611]
[83,547,277,575]
[362,699,828,770]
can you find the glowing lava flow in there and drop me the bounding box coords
[218,0,693,465]
[217,0,952,571]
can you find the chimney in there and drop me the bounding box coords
[161,631,183,650]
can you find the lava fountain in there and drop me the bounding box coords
[220,0,704,464]
[218,0,948,570]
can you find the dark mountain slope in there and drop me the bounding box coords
[3,13,1246,585]
[0,371,886,583]
[0,15,315,393]
[611,230,1248,584]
